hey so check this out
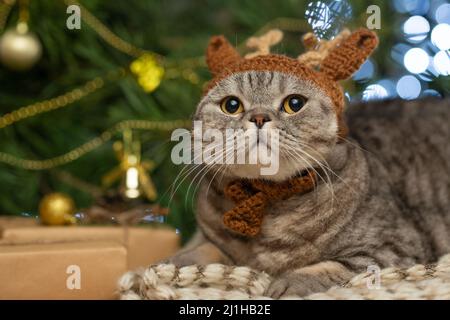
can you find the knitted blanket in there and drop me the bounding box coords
[118,254,450,300]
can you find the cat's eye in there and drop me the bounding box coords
[220,96,244,115]
[281,95,307,114]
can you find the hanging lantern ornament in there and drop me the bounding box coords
[0,0,42,71]
[304,0,352,39]
[102,130,158,202]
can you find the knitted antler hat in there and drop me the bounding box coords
[202,28,379,237]
[204,28,378,138]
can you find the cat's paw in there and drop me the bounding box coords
[265,274,327,299]
[164,252,199,267]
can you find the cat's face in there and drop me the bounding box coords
[194,70,338,181]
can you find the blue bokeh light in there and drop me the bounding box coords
[422,89,442,97]
[396,75,422,99]
[353,59,375,82]
[393,0,430,15]
[362,84,389,101]
[377,79,398,98]
[403,15,430,43]
[433,50,450,76]
[431,23,450,50]
[435,3,450,24]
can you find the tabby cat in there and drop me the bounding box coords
[167,29,450,298]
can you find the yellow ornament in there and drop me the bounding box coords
[130,54,164,92]
[0,23,42,71]
[39,193,77,225]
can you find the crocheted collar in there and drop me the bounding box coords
[223,169,318,237]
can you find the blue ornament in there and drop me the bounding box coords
[305,0,352,39]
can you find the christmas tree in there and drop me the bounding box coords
[0,0,448,242]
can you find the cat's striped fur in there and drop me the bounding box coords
[168,70,450,297]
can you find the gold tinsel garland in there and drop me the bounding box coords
[0,1,13,33]
[0,68,126,129]
[0,0,309,171]
[0,1,313,223]
[0,119,190,170]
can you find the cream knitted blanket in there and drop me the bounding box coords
[118,254,450,300]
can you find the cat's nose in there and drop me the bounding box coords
[249,113,271,129]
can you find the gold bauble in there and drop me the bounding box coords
[39,193,77,226]
[0,27,42,71]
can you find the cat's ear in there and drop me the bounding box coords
[321,29,378,81]
[206,35,241,76]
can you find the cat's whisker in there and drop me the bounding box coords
[166,136,207,197]
[338,136,374,157]
[166,141,221,207]
[188,144,236,211]
[285,144,337,211]
[184,164,210,209]
[184,163,217,210]
[279,129,357,196]
[203,163,227,208]
[183,141,232,209]
[165,163,198,200]
[297,141,359,196]
[165,164,202,210]
[279,139,329,184]
[280,139,333,185]
[282,145,335,207]
[143,134,196,203]
[282,148,321,198]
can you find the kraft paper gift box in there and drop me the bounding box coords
[0,241,127,299]
[0,217,180,269]
[0,216,180,299]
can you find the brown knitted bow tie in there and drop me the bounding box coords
[223,170,317,237]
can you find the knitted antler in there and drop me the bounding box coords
[320,28,378,81]
[297,28,378,81]
[245,29,283,59]
[297,29,351,69]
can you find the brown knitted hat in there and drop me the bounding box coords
[204,28,379,138]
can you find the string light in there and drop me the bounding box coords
[362,84,389,101]
[404,48,430,74]
[391,0,449,99]
[393,0,430,15]
[431,23,450,50]
[435,3,450,24]
[353,59,375,82]
[377,79,397,98]
[396,75,421,100]
[422,89,441,97]
[403,16,430,43]
[433,50,450,76]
